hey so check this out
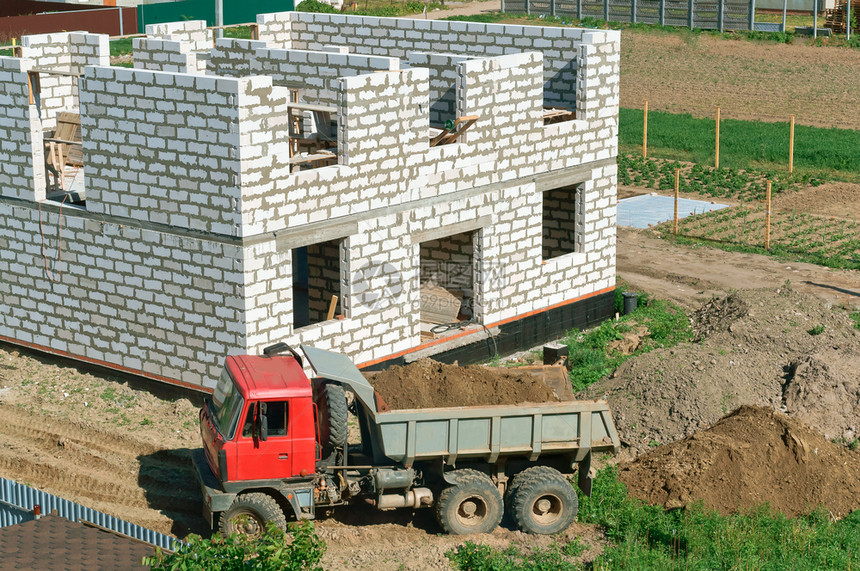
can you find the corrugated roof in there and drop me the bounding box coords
[0,515,155,571]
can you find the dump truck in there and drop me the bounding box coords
[192,343,620,537]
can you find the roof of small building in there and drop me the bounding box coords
[0,515,155,571]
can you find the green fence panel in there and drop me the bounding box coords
[137,0,216,32]
[224,0,294,25]
[137,0,293,33]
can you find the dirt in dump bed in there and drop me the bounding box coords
[366,359,559,409]
[618,406,860,518]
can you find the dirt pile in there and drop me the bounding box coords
[619,406,860,517]
[367,359,559,409]
[579,287,860,455]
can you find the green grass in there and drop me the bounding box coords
[851,310,860,331]
[109,37,134,58]
[448,467,860,570]
[564,288,692,392]
[299,0,442,17]
[620,108,860,181]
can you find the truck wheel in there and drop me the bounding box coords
[504,465,556,518]
[436,471,503,535]
[511,467,578,535]
[219,492,286,539]
[323,382,348,452]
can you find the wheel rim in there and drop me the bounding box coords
[456,495,489,529]
[531,493,563,525]
[230,511,264,538]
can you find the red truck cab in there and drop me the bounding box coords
[201,353,317,484]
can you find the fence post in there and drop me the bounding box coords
[688,0,694,29]
[674,169,680,236]
[715,105,721,169]
[604,0,609,21]
[749,0,755,31]
[551,0,556,16]
[643,100,648,158]
[660,0,665,25]
[527,0,531,15]
[813,0,818,40]
[765,181,772,250]
[719,0,724,31]
[789,115,795,173]
[632,0,637,22]
[577,0,583,19]
[118,7,124,36]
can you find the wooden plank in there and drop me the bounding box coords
[287,102,338,114]
[420,283,461,324]
[326,295,339,321]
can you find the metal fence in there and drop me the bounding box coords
[502,0,761,31]
[0,476,178,550]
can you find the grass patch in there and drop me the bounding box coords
[564,288,691,392]
[299,0,442,17]
[110,37,134,58]
[447,541,584,570]
[619,108,860,181]
[850,310,860,331]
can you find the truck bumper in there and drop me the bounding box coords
[192,448,236,528]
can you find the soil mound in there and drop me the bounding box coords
[690,292,748,342]
[367,359,558,409]
[619,406,860,517]
[579,287,860,455]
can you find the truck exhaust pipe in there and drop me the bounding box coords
[373,488,433,510]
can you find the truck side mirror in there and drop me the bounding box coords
[259,402,268,442]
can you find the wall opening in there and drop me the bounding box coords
[419,230,474,340]
[542,182,584,260]
[292,238,343,329]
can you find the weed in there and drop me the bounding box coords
[832,436,860,451]
[850,310,860,331]
[648,439,660,447]
[447,541,582,570]
[808,324,826,336]
[140,417,152,426]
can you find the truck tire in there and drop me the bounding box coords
[510,467,578,535]
[323,382,348,452]
[219,492,287,539]
[436,470,503,535]
[504,465,556,517]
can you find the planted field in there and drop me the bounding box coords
[663,205,860,269]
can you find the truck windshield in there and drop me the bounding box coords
[210,368,244,440]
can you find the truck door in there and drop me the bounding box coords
[234,400,293,481]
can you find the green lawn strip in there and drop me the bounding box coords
[564,288,692,392]
[620,108,860,180]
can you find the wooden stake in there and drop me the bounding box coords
[643,99,648,158]
[715,106,721,169]
[788,115,795,174]
[673,168,680,236]
[765,181,772,250]
[327,295,339,321]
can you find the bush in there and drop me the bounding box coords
[296,0,339,13]
[145,521,326,571]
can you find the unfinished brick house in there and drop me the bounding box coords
[0,14,619,391]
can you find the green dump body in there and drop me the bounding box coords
[368,401,619,468]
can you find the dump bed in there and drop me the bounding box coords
[301,345,620,468]
[368,400,619,466]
